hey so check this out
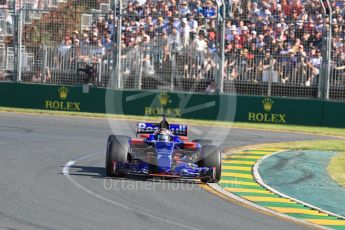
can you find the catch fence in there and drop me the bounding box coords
[0,0,344,100]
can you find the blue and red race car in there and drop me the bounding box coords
[105,117,222,183]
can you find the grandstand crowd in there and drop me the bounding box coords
[2,0,345,87]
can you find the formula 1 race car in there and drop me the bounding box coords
[105,117,221,183]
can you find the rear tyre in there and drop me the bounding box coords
[105,135,129,177]
[198,145,222,183]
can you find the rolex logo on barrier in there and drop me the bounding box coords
[145,93,181,117]
[159,93,169,106]
[58,87,69,100]
[45,87,81,111]
[262,98,273,112]
[248,98,286,124]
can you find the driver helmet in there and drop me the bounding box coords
[157,128,170,142]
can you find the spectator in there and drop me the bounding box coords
[0,71,5,81]
[58,36,72,56]
[306,49,322,86]
[190,30,208,78]
[57,36,72,69]
[168,27,182,54]
[180,18,190,49]
[103,35,113,52]
[203,53,216,78]
[81,33,91,56]
[92,39,106,62]
[187,13,198,35]
[71,30,79,45]
[31,68,51,83]
[139,35,155,75]
[203,0,217,18]
[179,1,191,16]
[205,80,216,93]
[70,38,81,65]
[91,32,99,46]
[192,0,204,15]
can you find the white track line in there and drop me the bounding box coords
[63,153,199,230]
[63,161,75,175]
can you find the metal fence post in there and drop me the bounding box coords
[17,3,24,82]
[318,37,325,98]
[267,56,273,97]
[318,1,327,98]
[171,53,175,91]
[111,4,116,88]
[319,0,332,100]
[112,0,122,89]
[12,0,19,82]
[217,0,225,93]
[42,42,47,72]
[138,52,143,90]
[324,0,332,100]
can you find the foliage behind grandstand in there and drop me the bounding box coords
[25,0,109,45]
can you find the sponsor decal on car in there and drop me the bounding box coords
[137,122,187,135]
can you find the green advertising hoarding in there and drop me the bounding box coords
[0,82,344,128]
[234,96,324,126]
[106,90,235,121]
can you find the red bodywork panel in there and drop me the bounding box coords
[149,173,181,178]
[132,137,196,149]
[140,134,150,138]
[179,136,188,141]
[183,142,197,149]
[131,138,144,144]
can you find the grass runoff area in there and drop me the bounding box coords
[1,106,345,187]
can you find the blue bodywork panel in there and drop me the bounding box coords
[156,142,174,173]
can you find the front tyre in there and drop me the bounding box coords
[198,145,222,183]
[105,135,129,177]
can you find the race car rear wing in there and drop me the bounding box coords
[136,122,188,136]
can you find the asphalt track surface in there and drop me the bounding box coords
[0,112,334,230]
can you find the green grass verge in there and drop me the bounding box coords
[1,106,345,138]
[328,153,345,187]
[264,140,345,152]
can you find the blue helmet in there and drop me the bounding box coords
[157,128,171,142]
